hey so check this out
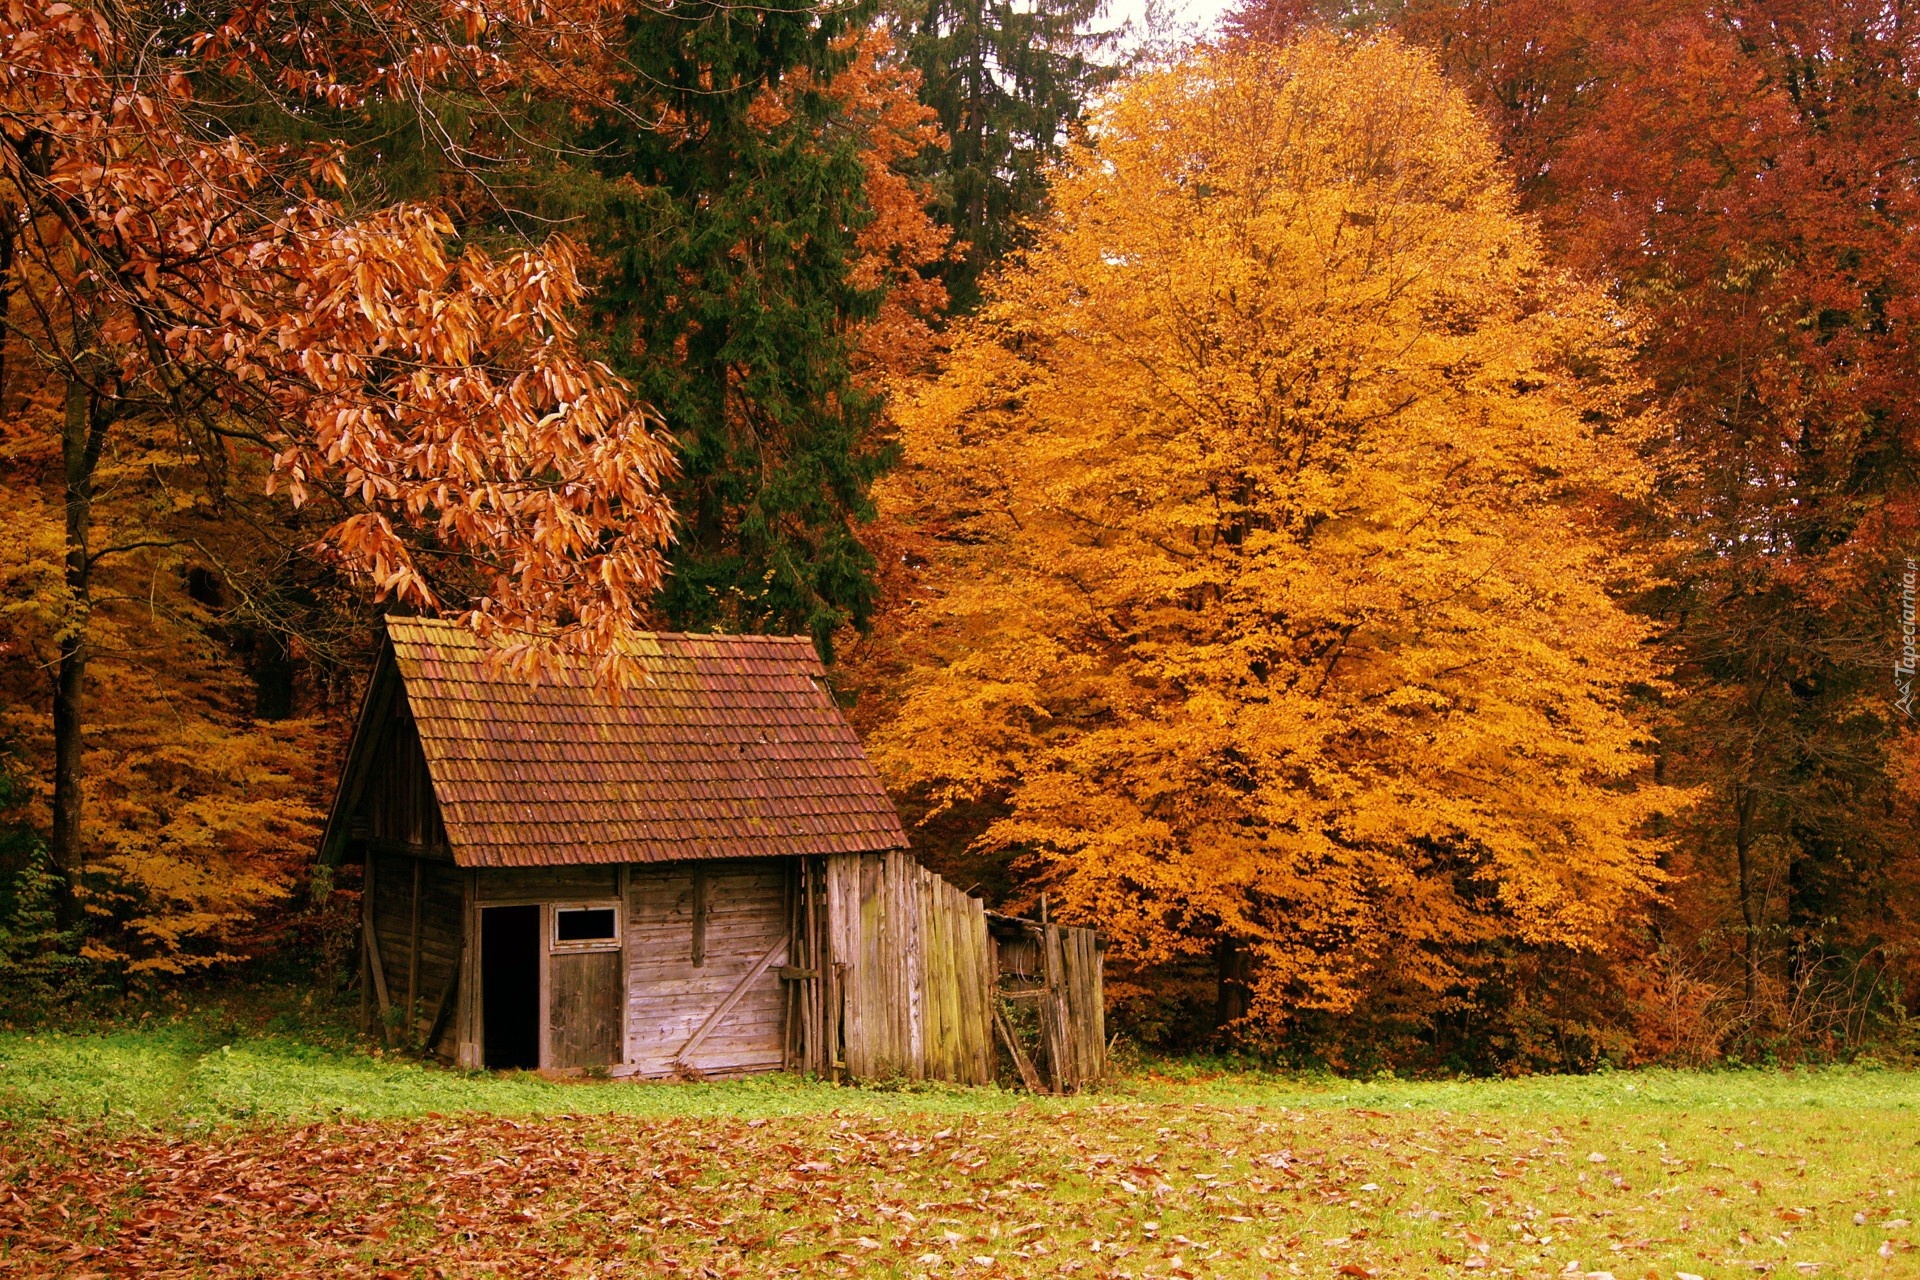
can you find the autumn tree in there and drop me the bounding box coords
[871,36,1687,1053]
[1232,0,1920,1050]
[0,0,677,943]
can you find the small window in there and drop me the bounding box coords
[552,904,619,951]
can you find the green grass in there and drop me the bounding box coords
[0,1021,1034,1129]
[7,1014,1920,1131]
[3,1009,1919,1278]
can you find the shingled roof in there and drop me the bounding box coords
[359,617,907,867]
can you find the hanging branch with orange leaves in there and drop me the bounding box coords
[0,0,678,680]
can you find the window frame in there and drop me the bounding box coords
[549,899,622,953]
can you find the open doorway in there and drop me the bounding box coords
[481,905,540,1069]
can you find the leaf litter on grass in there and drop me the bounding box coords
[2,1098,1916,1279]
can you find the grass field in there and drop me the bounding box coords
[2,1009,1917,1278]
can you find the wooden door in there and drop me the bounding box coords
[547,901,622,1070]
[548,950,621,1068]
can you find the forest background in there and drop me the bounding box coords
[0,0,1915,1076]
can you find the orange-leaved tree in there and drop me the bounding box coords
[871,35,1690,1050]
[1230,0,1920,1053]
[824,26,954,385]
[0,0,675,941]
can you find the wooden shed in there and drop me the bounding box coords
[317,619,1102,1086]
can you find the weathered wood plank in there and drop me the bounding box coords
[1039,923,1069,1094]
[922,864,938,1074]
[406,857,423,1037]
[690,866,708,967]
[457,869,481,1068]
[964,887,993,1083]
[477,866,619,902]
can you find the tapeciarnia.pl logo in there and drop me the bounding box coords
[1898,558,1917,719]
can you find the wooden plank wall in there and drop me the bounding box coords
[475,866,618,903]
[925,862,996,1083]
[785,857,832,1078]
[825,851,993,1085]
[366,850,464,1055]
[623,859,787,1077]
[359,709,447,848]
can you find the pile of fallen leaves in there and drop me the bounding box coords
[2,1102,1913,1277]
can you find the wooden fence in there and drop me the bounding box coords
[829,851,996,1083]
[782,852,1100,1090]
[987,913,1105,1092]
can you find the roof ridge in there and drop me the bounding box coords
[385,616,817,648]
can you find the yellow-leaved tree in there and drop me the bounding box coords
[870,35,1690,1049]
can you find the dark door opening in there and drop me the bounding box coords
[482,905,541,1069]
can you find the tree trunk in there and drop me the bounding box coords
[253,628,296,720]
[49,371,105,934]
[0,206,14,408]
[1216,937,1252,1030]
[1733,783,1762,1034]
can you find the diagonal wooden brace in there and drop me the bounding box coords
[673,936,788,1070]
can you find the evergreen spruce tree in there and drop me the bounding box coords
[588,0,896,654]
[890,0,1120,310]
